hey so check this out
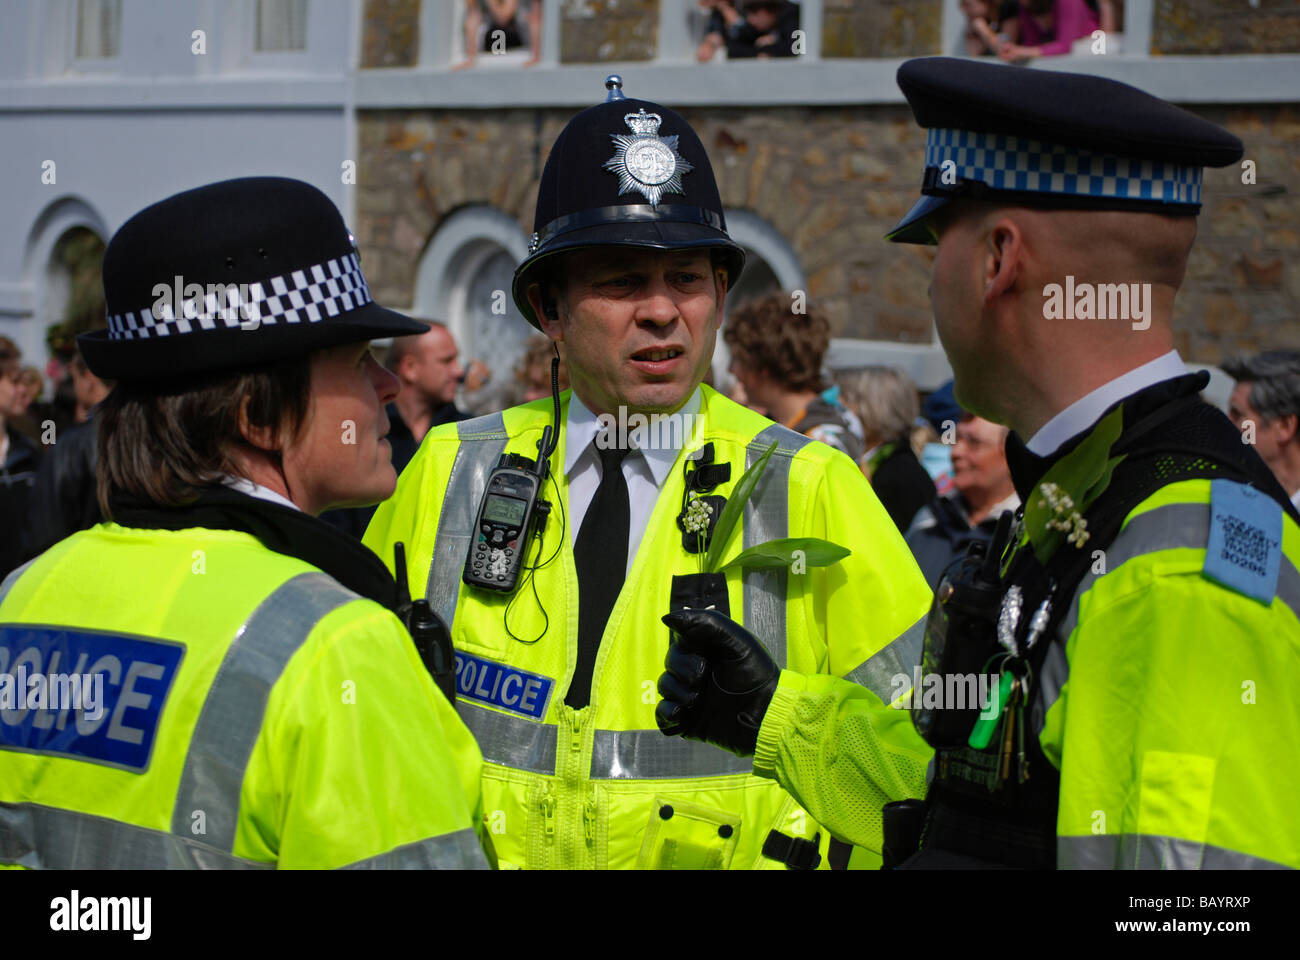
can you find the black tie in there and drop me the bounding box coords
[568,442,631,709]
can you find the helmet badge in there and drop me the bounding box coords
[603,108,693,208]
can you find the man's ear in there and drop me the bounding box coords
[1277,412,1299,446]
[983,216,1023,306]
[527,282,564,340]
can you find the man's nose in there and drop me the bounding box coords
[635,277,680,325]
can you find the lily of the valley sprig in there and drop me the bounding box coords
[1022,407,1127,565]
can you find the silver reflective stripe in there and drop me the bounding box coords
[171,572,358,851]
[742,424,810,669]
[1058,832,1291,870]
[1032,637,1069,733]
[1,800,273,869]
[458,700,557,775]
[426,412,510,627]
[1058,499,1300,650]
[341,828,490,870]
[590,728,753,779]
[0,558,35,608]
[844,613,926,700]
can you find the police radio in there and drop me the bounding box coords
[462,446,550,593]
[464,354,562,599]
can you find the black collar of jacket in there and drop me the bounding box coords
[1004,371,1210,502]
[109,486,401,615]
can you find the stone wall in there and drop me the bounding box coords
[1154,0,1300,56]
[361,0,420,68]
[356,99,1300,363]
[560,0,659,63]
[822,0,942,59]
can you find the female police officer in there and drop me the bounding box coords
[0,177,491,869]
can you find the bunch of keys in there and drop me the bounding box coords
[967,586,1052,787]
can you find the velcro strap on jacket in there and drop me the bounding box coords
[762,830,822,870]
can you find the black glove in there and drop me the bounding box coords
[655,608,780,757]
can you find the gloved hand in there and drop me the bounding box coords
[655,608,780,757]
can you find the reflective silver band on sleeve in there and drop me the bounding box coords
[589,728,753,779]
[843,613,926,701]
[341,828,490,870]
[170,572,358,852]
[458,700,558,775]
[1,800,274,869]
[742,424,811,670]
[1058,832,1291,870]
[426,413,510,627]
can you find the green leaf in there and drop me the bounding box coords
[717,538,850,573]
[1023,407,1126,563]
[705,441,777,573]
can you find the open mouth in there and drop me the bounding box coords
[631,347,684,363]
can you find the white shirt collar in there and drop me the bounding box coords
[1027,350,1189,456]
[221,475,301,512]
[564,388,702,487]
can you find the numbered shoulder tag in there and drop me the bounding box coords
[1202,480,1283,606]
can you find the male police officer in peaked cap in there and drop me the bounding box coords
[0,177,492,869]
[658,58,1300,870]
[366,77,931,870]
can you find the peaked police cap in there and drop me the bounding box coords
[886,57,1244,244]
[79,177,427,380]
[512,76,745,328]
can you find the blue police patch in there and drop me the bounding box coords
[0,625,184,773]
[1202,480,1283,606]
[453,651,553,721]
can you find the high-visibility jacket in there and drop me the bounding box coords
[0,523,491,869]
[364,386,932,869]
[754,476,1300,869]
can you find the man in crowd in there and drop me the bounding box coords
[1224,350,1300,512]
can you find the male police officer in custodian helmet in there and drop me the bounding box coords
[0,177,492,869]
[657,58,1300,870]
[364,77,931,870]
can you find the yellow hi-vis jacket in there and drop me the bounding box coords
[364,386,932,869]
[0,523,492,869]
[754,477,1300,869]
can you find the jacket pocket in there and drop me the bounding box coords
[635,796,740,870]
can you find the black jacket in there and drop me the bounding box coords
[869,442,936,534]
[23,418,101,562]
[1,426,41,578]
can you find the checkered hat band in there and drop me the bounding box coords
[924,128,1203,205]
[106,252,373,341]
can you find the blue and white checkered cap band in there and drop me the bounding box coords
[106,252,372,340]
[925,127,1203,205]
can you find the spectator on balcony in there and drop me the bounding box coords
[998,0,1100,61]
[455,0,541,69]
[696,0,801,62]
[960,0,1017,57]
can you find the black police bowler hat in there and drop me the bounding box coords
[79,177,428,380]
[512,76,745,328]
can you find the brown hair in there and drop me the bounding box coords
[96,358,312,518]
[0,335,20,381]
[723,292,829,393]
